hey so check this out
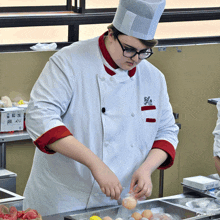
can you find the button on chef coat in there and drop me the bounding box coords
[23,35,179,216]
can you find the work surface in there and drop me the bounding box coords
[41,192,220,220]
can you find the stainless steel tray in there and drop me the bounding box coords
[182,184,220,199]
[64,200,199,220]
[163,192,220,217]
[0,187,24,210]
[162,192,209,207]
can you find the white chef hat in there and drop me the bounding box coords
[112,0,166,40]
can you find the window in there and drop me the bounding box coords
[165,0,220,9]
[80,24,109,41]
[156,20,220,39]
[79,20,220,41]
[0,1,66,7]
[85,0,220,9]
[86,0,118,9]
[0,26,68,45]
[0,0,220,48]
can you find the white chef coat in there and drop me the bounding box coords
[23,33,179,216]
[213,101,220,157]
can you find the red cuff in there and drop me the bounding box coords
[34,126,72,154]
[152,140,176,169]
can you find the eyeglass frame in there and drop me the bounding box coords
[115,35,153,60]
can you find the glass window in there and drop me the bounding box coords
[85,0,220,9]
[79,24,110,41]
[0,0,66,7]
[86,0,118,9]
[79,20,220,41]
[1,0,220,45]
[166,0,220,9]
[155,20,220,39]
[0,26,68,45]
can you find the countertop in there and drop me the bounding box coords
[41,194,194,220]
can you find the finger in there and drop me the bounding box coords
[129,178,137,193]
[105,188,111,197]
[145,187,152,197]
[134,179,144,193]
[137,183,152,200]
[110,187,116,200]
[135,189,147,200]
[135,184,148,199]
[114,186,121,200]
[101,187,106,195]
[138,187,151,200]
[119,183,123,193]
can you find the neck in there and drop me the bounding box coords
[104,36,110,55]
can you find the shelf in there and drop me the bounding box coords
[0,131,31,143]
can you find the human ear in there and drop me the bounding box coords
[108,29,114,42]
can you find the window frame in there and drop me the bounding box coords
[0,0,220,52]
[0,0,74,12]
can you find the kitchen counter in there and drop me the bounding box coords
[42,196,166,220]
[42,206,117,220]
[42,192,220,220]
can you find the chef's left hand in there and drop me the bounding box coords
[129,167,152,200]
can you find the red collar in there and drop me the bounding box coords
[98,32,136,78]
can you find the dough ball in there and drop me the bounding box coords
[141,210,153,219]
[103,216,113,220]
[131,212,142,220]
[122,197,137,210]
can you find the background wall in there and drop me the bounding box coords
[0,43,220,198]
[150,44,220,197]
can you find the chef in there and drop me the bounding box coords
[23,0,179,216]
[213,101,220,175]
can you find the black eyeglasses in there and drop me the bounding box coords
[116,35,153,60]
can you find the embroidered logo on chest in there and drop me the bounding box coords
[144,96,153,106]
[142,96,156,123]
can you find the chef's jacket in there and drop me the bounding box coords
[23,32,179,216]
[213,101,220,157]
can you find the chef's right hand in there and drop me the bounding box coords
[90,162,123,200]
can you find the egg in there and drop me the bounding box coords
[141,210,153,219]
[103,216,113,220]
[122,196,137,210]
[115,218,123,220]
[131,212,142,220]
